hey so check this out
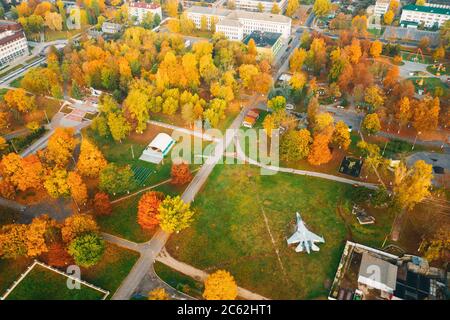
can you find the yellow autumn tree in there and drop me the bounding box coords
[332,121,351,150]
[76,139,107,178]
[203,270,238,300]
[157,196,194,233]
[289,48,307,72]
[44,169,70,198]
[61,214,99,243]
[370,40,383,58]
[45,128,77,167]
[148,287,170,300]
[286,0,299,17]
[289,72,307,90]
[384,10,395,25]
[394,160,433,210]
[67,171,88,205]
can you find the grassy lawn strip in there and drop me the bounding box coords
[6,264,105,300]
[154,261,204,299]
[10,76,23,88]
[166,164,393,299]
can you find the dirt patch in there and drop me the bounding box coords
[128,125,173,145]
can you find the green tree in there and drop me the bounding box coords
[68,232,105,268]
[99,163,136,195]
[267,96,286,112]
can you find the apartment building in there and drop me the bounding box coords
[400,4,450,28]
[128,1,162,23]
[0,21,29,68]
[186,6,291,41]
[374,0,391,17]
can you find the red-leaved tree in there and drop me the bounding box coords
[137,191,164,230]
[93,192,112,216]
[170,163,192,185]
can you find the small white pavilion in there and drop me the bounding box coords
[139,133,175,164]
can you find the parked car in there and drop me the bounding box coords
[336,105,344,109]
[286,103,294,110]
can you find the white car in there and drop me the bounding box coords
[286,103,295,110]
[336,105,344,109]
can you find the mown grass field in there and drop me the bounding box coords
[5,264,106,300]
[166,164,393,299]
[0,243,139,299]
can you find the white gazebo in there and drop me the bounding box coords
[139,133,175,164]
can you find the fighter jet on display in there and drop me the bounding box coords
[287,212,325,254]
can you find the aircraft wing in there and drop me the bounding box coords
[287,232,301,245]
[304,230,325,243]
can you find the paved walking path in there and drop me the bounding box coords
[234,139,378,189]
[157,248,270,300]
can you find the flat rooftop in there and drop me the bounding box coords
[186,6,291,23]
[243,31,282,48]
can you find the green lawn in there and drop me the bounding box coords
[154,261,204,299]
[10,76,23,88]
[408,77,449,95]
[97,194,156,243]
[166,164,393,299]
[427,63,450,76]
[81,243,140,297]
[0,243,139,299]
[6,264,106,300]
[401,51,433,64]
[0,88,8,99]
[85,127,174,191]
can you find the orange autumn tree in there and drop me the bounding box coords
[61,214,99,243]
[308,130,333,165]
[0,153,44,192]
[76,139,107,178]
[93,192,112,216]
[26,215,56,257]
[67,171,88,205]
[45,128,77,167]
[170,162,192,185]
[137,191,164,230]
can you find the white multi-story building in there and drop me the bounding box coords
[374,0,391,17]
[0,21,29,68]
[128,1,162,23]
[186,6,291,41]
[400,4,450,28]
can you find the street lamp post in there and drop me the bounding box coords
[411,131,421,151]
